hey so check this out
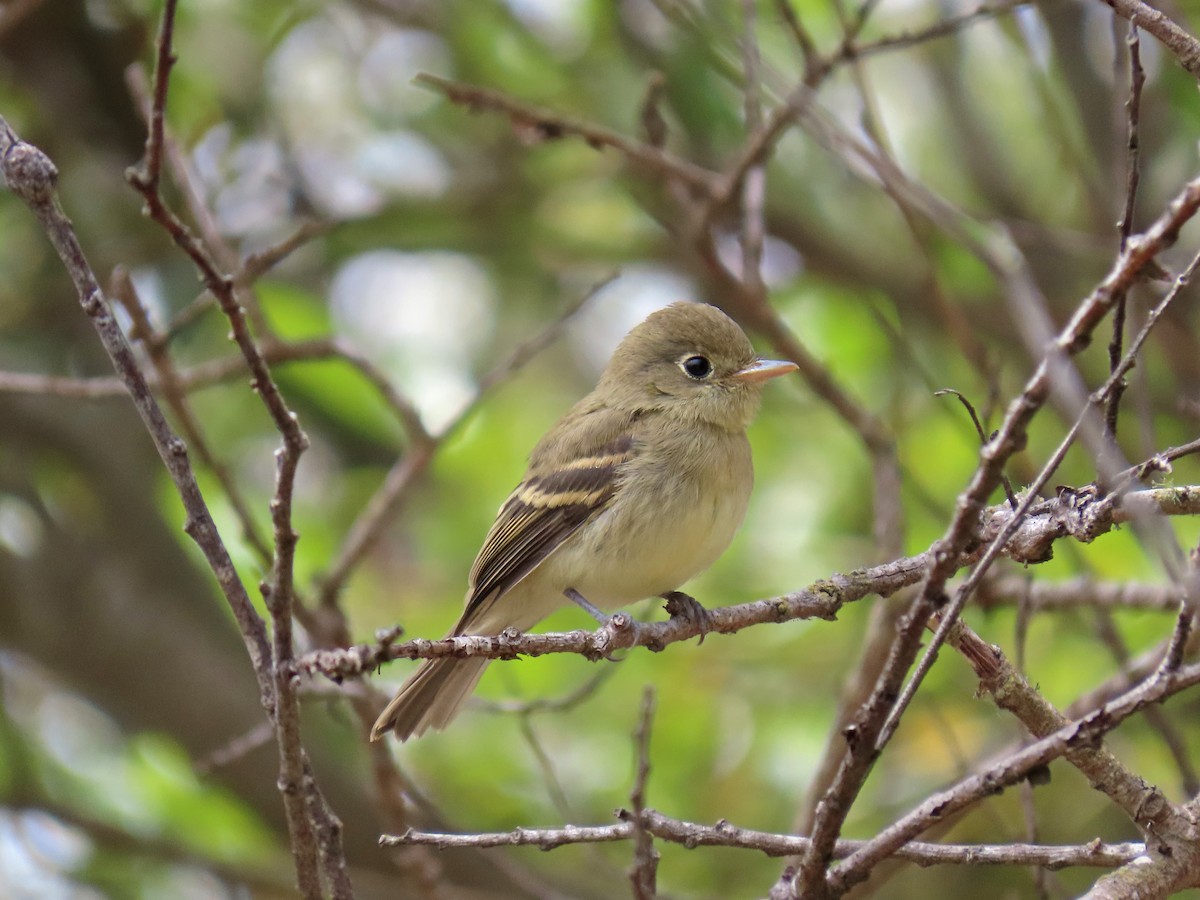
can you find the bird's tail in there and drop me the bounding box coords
[370,656,490,741]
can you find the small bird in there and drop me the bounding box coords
[371,302,797,741]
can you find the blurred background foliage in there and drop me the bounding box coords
[2,0,1200,897]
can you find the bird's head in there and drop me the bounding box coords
[598,302,797,430]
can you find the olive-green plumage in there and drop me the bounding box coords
[371,302,796,741]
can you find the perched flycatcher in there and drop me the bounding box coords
[371,301,796,741]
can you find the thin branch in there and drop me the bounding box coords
[126,161,308,458]
[474,668,616,716]
[638,72,669,148]
[835,0,1030,66]
[794,174,1200,899]
[110,268,274,568]
[1159,605,1197,675]
[0,369,158,399]
[1020,779,1052,899]
[1092,608,1200,796]
[1104,22,1145,444]
[516,716,579,826]
[935,388,1017,507]
[978,576,1185,612]
[739,0,767,305]
[1117,21,1145,252]
[0,119,275,708]
[827,657,1200,893]
[881,244,1200,752]
[304,758,354,899]
[1126,435,1200,481]
[237,219,331,285]
[1085,832,1200,898]
[195,720,276,776]
[413,73,721,195]
[0,335,431,455]
[0,95,349,900]
[1066,625,1200,721]
[382,810,1145,869]
[1095,0,1200,78]
[628,688,658,900]
[126,5,337,894]
[772,0,820,82]
[127,62,278,335]
[948,618,1192,847]
[138,0,177,192]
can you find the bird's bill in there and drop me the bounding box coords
[732,358,799,383]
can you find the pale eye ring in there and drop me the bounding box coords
[681,355,713,379]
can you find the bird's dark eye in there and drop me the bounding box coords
[681,355,712,379]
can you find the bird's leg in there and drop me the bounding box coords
[564,587,609,624]
[564,588,642,658]
[661,590,714,644]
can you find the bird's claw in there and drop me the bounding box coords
[661,591,714,644]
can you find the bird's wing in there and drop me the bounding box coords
[456,408,637,632]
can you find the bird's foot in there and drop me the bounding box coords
[661,591,714,644]
[564,588,642,660]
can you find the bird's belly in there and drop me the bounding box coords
[539,462,750,611]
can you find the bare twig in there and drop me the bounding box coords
[474,669,616,716]
[978,577,1185,613]
[110,268,275,567]
[1159,604,1197,675]
[383,809,1145,870]
[304,758,354,899]
[138,0,177,193]
[638,72,669,148]
[0,369,135,398]
[126,62,283,336]
[1104,23,1146,444]
[772,0,820,82]
[936,388,1017,507]
[414,73,721,195]
[195,720,276,776]
[1020,779,1052,899]
[1067,624,1200,721]
[1093,608,1200,795]
[124,5,340,894]
[628,688,658,899]
[833,0,1030,66]
[0,119,275,707]
[794,175,1200,899]
[1085,821,1200,898]
[237,219,331,285]
[952,618,1192,845]
[0,102,346,897]
[882,245,1200,756]
[1095,0,1200,78]
[827,657,1200,893]
[1117,22,1145,253]
[739,0,767,305]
